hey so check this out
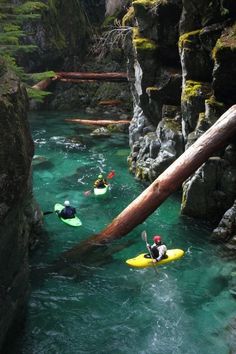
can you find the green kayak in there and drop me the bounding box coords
[54,203,82,227]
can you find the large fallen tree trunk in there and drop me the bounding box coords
[32,77,53,90]
[65,118,130,126]
[63,105,236,261]
[56,71,128,82]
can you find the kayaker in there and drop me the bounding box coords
[147,235,167,262]
[94,174,107,189]
[57,200,76,219]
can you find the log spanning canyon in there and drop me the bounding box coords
[61,105,236,262]
[32,72,129,90]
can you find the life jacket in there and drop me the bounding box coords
[151,243,167,259]
[94,179,107,188]
[60,206,76,219]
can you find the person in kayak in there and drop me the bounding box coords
[94,174,108,189]
[57,200,76,219]
[147,235,167,262]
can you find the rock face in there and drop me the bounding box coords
[0,63,40,351]
[124,0,236,239]
[19,0,106,72]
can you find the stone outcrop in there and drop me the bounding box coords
[124,0,236,240]
[0,62,41,351]
[19,0,98,72]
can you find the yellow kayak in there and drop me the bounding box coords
[126,249,184,268]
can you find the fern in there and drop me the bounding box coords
[30,71,56,82]
[0,0,50,102]
[26,87,52,102]
[15,1,47,14]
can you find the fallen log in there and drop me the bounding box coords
[98,100,122,106]
[56,71,128,82]
[59,78,98,83]
[62,105,236,261]
[32,77,53,90]
[65,118,130,126]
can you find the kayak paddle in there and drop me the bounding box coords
[141,230,158,275]
[107,170,115,179]
[43,211,54,215]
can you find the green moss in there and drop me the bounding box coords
[42,0,89,52]
[102,15,117,27]
[205,95,224,108]
[212,24,236,60]
[196,112,206,130]
[133,33,157,51]
[132,0,157,6]
[132,23,157,51]
[164,118,181,132]
[122,6,135,27]
[182,80,212,102]
[181,189,187,209]
[198,112,205,122]
[132,0,167,7]
[146,86,158,93]
[178,30,201,50]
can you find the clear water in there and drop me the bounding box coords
[18,111,236,354]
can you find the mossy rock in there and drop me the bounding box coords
[132,0,158,8]
[205,95,225,109]
[164,118,181,132]
[182,80,212,102]
[178,29,202,50]
[212,24,236,104]
[212,24,236,60]
[122,6,135,27]
[133,34,157,51]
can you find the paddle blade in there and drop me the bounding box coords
[107,170,115,179]
[141,230,148,242]
[84,190,91,196]
[43,211,54,215]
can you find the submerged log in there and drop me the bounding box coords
[62,105,236,261]
[65,118,130,126]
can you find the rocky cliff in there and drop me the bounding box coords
[124,0,236,245]
[19,0,99,72]
[0,61,41,351]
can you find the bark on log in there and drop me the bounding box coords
[65,118,130,126]
[32,78,53,90]
[63,105,236,261]
[98,100,122,106]
[56,71,128,82]
[59,78,98,83]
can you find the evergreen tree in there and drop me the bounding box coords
[0,0,53,101]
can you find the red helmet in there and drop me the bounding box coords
[153,235,161,243]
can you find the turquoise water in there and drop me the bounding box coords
[19,111,236,354]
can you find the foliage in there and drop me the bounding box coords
[26,87,52,102]
[30,71,56,82]
[0,0,48,101]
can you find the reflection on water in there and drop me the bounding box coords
[17,111,236,354]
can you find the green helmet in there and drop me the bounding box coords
[98,174,103,179]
